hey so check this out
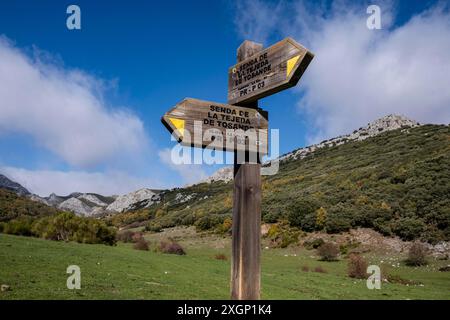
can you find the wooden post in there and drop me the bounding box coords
[230,40,263,300]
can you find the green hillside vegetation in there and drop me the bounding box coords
[0,189,116,245]
[112,124,450,243]
[0,189,59,222]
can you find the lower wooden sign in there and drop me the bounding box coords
[162,98,268,154]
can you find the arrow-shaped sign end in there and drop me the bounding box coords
[286,55,301,77]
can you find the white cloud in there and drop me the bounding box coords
[234,1,450,143]
[0,36,148,167]
[1,166,163,197]
[158,148,208,185]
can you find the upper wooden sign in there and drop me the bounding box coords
[162,98,268,154]
[228,37,314,105]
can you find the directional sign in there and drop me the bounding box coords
[228,37,314,105]
[162,98,268,154]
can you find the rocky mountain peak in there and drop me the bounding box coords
[106,188,161,213]
[0,174,30,196]
[279,114,420,162]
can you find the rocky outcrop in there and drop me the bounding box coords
[279,114,420,162]
[0,174,30,196]
[58,198,93,216]
[200,167,234,184]
[106,188,160,213]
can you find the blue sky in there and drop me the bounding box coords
[0,0,449,196]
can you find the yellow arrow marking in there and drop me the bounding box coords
[286,55,300,77]
[168,117,184,137]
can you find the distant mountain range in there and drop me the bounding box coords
[0,174,161,217]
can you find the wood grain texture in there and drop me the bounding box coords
[228,37,314,105]
[162,98,268,154]
[231,41,262,300]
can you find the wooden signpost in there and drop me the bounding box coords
[161,37,313,300]
[161,98,268,154]
[228,37,314,105]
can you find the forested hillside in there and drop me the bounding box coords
[111,124,449,243]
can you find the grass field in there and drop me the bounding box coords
[0,230,449,300]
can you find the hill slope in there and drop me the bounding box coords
[0,189,59,222]
[119,124,449,243]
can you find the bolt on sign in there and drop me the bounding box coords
[161,98,268,154]
[228,37,314,105]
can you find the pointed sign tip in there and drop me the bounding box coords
[168,117,185,137]
[287,55,301,77]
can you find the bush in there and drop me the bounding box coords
[324,207,353,234]
[386,274,421,285]
[0,222,4,233]
[214,254,227,261]
[313,266,327,273]
[116,230,134,243]
[159,240,186,255]
[287,199,320,231]
[217,217,232,234]
[317,242,339,261]
[348,254,368,279]
[195,215,224,231]
[131,232,144,243]
[3,217,33,236]
[304,238,324,250]
[405,242,428,266]
[263,212,279,223]
[280,230,300,248]
[146,221,163,233]
[30,212,116,245]
[393,218,426,241]
[133,238,149,251]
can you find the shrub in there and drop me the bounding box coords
[30,212,116,245]
[263,212,279,223]
[217,217,232,234]
[393,218,426,241]
[266,224,281,239]
[438,266,450,272]
[317,242,339,261]
[279,230,300,248]
[146,221,162,233]
[324,208,353,234]
[304,238,324,250]
[3,217,34,236]
[133,238,149,251]
[348,254,368,279]
[214,254,227,261]
[386,274,421,285]
[313,266,327,273]
[287,199,320,231]
[0,222,4,233]
[340,241,360,255]
[159,240,186,255]
[315,207,327,229]
[405,242,428,266]
[194,215,224,231]
[131,232,144,243]
[116,230,134,243]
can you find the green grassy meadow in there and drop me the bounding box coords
[1,231,449,300]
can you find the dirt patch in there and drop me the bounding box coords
[299,228,449,258]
